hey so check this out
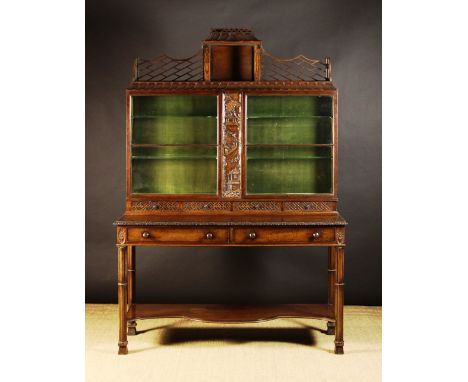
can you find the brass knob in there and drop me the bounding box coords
[205,232,214,240]
[311,232,320,240]
[142,231,150,239]
[248,232,257,240]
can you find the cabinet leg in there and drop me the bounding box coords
[127,246,137,336]
[327,247,336,335]
[117,245,128,355]
[334,246,345,354]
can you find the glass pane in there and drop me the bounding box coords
[247,96,332,118]
[132,95,217,145]
[247,146,332,194]
[132,95,217,117]
[132,147,217,194]
[132,116,217,145]
[247,116,332,144]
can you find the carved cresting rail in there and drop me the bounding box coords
[132,51,204,82]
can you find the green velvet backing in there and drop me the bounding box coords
[247,146,332,194]
[247,117,332,144]
[132,95,218,117]
[132,116,217,145]
[247,96,333,118]
[132,147,217,194]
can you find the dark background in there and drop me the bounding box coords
[86,0,381,305]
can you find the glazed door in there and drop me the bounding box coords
[245,95,334,195]
[130,95,218,194]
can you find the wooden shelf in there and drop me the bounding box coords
[127,303,333,323]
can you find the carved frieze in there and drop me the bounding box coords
[183,201,231,211]
[222,92,242,198]
[130,201,180,211]
[232,201,282,211]
[130,200,232,212]
[283,201,334,212]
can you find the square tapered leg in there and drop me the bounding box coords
[127,246,137,336]
[334,246,345,354]
[327,247,336,335]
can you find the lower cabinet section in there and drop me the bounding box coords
[127,226,336,245]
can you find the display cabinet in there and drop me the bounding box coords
[114,28,347,355]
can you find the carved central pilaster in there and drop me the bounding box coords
[221,92,242,198]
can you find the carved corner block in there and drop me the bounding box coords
[336,228,345,245]
[117,227,127,246]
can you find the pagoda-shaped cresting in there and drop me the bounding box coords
[116,28,347,356]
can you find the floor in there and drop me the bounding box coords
[86,305,381,382]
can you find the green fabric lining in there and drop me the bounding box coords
[132,116,217,145]
[247,117,332,144]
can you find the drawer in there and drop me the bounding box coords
[127,227,229,244]
[232,227,335,245]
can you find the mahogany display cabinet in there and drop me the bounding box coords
[114,28,347,355]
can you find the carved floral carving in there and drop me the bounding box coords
[222,92,242,198]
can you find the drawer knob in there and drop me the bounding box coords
[248,232,257,240]
[141,231,150,239]
[311,232,320,240]
[205,232,214,240]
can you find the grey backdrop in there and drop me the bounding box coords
[86,0,381,305]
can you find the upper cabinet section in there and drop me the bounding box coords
[126,28,339,213]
